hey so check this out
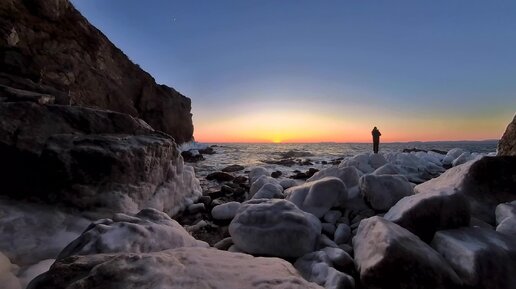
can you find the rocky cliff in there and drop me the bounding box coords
[498,114,516,156]
[0,0,193,143]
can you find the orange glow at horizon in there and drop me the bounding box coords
[193,109,511,143]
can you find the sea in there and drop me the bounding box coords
[190,141,498,181]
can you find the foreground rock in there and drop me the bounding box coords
[496,201,516,235]
[359,174,413,211]
[229,199,321,258]
[384,190,470,242]
[57,208,207,259]
[286,177,348,218]
[0,102,200,215]
[29,247,324,289]
[0,0,193,143]
[353,217,462,289]
[415,156,516,225]
[498,114,516,156]
[431,227,516,289]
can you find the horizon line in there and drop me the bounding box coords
[193,139,500,144]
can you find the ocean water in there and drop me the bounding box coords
[191,141,498,179]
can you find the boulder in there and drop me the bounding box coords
[339,153,375,174]
[372,163,401,175]
[353,216,462,289]
[307,167,361,188]
[359,174,413,211]
[384,190,470,242]
[29,247,324,289]
[249,175,282,198]
[286,177,348,218]
[0,102,201,215]
[229,199,321,258]
[334,224,351,245]
[431,227,516,289]
[249,167,269,184]
[0,0,194,143]
[495,201,516,235]
[323,210,342,224]
[442,148,466,167]
[0,252,22,289]
[221,164,245,172]
[211,202,242,221]
[294,249,355,289]
[206,171,235,182]
[253,183,284,199]
[498,114,516,156]
[415,156,516,225]
[57,208,207,259]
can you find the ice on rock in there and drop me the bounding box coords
[285,177,348,218]
[18,259,54,289]
[279,178,299,189]
[372,163,401,175]
[431,227,516,289]
[229,199,321,258]
[308,166,362,188]
[0,252,22,289]
[353,217,462,289]
[249,175,282,198]
[385,152,444,183]
[495,201,516,235]
[249,166,269,184]
[359,174,413,211]
[57,208,207,259]
[442,148,465,167]
[253,183,284,199]
[211,202,242,220]
[0,200,90,266]
[338,153,375,174]
[384,189,470,242]
[334,224,351,245]
[294,249,355,289]
[30,247,325,289]
[323,210,342,224]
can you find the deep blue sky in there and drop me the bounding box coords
[72,0,516,142]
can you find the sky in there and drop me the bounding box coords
[72,0,516,143]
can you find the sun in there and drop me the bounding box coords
[272,138,282,143]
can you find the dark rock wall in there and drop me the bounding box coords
[0,0,194,143]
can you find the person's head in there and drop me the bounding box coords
[373,126,377,130]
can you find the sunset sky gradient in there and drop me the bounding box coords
[72,0,516,143]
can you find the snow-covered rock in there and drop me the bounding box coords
[495,201,516,235]
[372,163,401,175]
[353,217,462,289]
[359,174,413,211]
[211,202,242,221]
[452,152,472,166]
[431,227,516,289]
[294,249,355,289]
[286,177,348,218]
[30,247,324,289]
[18,259,54,289]
[229,199,321,258]
[249,175,282,198]
[308,167,361,188]
[249,167,269,184]
[442,148,466,167]
[279,178,299,189]
[57,208,207,259]
[253,183,284,199]
[384,190,470,242]
[339,153,375,174]
[415,156,516,225]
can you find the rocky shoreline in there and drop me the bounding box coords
[1,0,515,288]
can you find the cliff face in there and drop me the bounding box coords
[0,0,193,143]
[498,114,516,156]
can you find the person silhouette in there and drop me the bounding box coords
[372,127,381,154]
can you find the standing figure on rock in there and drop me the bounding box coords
[372,127,381,154]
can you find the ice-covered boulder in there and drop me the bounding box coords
[211,202,242,220]
[249,167,269,184]
[334,224,351,245]
[285,177,348,218]
[253,183,284,199]
[57,208,207,259]
[338,153,375,174]
[353,217,462,289]
[308,167,361,188]
[385,152,445,183]
[249,175,282,198]
[452,152,473,166]
[431,227,516,289]
[29,247,324,289]
[442,148,466,167]
[384,190,470,242]
[229,199,321,258]
[415,156,516,225]
[372,163,401,175]
[495,201,516,235]
[359,174,413,211]
[294,249,355,289]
